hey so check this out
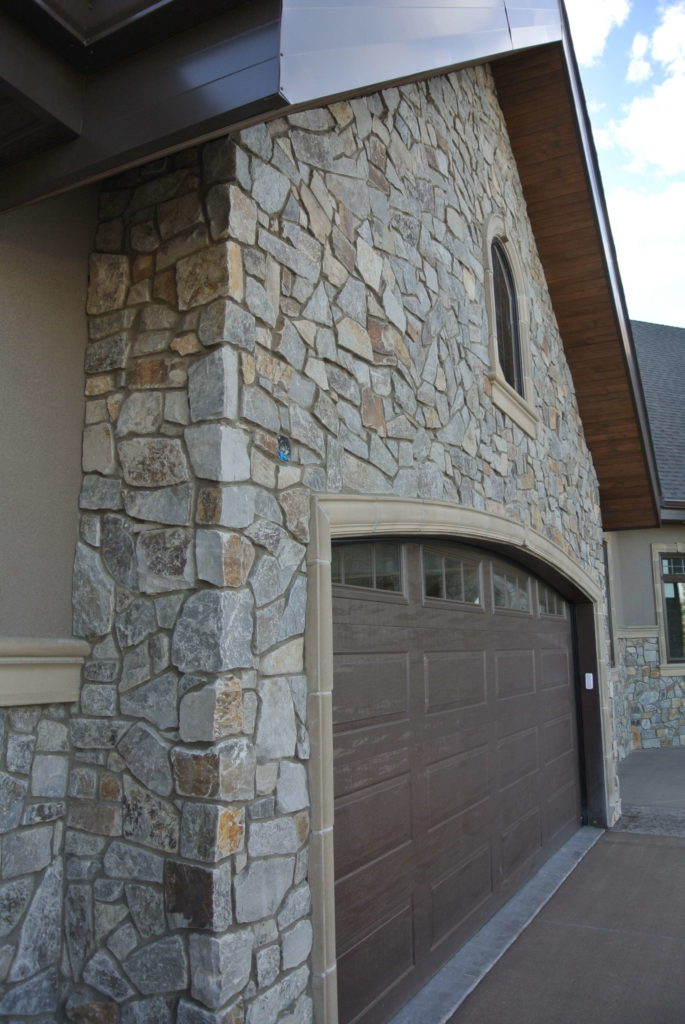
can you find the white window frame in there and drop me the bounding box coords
[652,541,685,675]
[483,212,537,438]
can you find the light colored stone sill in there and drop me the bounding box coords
[0,637,89,706]
[614,626,658,639]
[489,376,537,438]
[658,663,685,677]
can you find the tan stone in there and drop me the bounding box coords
[171,332,202,356]
[153,269,177,305]
[87,253,130,314]
[127,279,152,305]
[361,387,386,432]
[279,487,310,542]
[128,356,187,389]
[218,806,244,856]
[176,242,242,309]
[228,184,258,244]
[242,352,256,386]
[85,373,118,396]
[158,192,205,240]
[132,253,154,282]
[337,317,373,362]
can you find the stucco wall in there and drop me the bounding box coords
[0,66,610,1021]
[0,189,96,638]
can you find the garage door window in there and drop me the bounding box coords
[493,568,530,612]
[538,581,566,617]
[422,549,481,604]
[331,542,402,592]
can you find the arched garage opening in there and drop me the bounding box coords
[306,497,609,1024]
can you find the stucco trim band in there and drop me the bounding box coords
[306,494,606,1024]
[0,636,89,706]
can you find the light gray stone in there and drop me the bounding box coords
[85,332,130,373]
[115,598,156,648]
[118,438,189,487]
[196,529,255,588]
[31,755,68,798]
[277,762,308,813]
[104,842,164,882]
[0,877,33,936]
[122,996,173,1024]
[116,392,164,435]
[120,672,179,731]
[0,966,59,1015]
[245,964,308,1024]
[120,642,151,692]
[0,772,27,834]
[125,883,165,939]
[124,483,193,526]
[189,930,253,1009]
[82,950,134,1001]
[246,276,278,327]
[189,346,239,422]
[137,528,196,593]
[281,918,313,970]
[199,299,256,350]
[257,944,280,988]
[118,723,172,796]
[254,576,307,653]
[172,589,254,672]
[256,677,297,759]
[277,882,311,931]
[87,253,130,314]
[185,423,250,482]
[253,161,291,214]
[122,777,179,852]
[65,883,94,980]
[178,674,243,742]
[80,475,123,510]
[102,514,138,588]
[73,543,115,638]
[6,733,34,773]
[82,423,117,475]
[180,802,244,862]
[233,856,295,923]
[2,824,53,878]
[248,816,303,857]
[124,935,188,995]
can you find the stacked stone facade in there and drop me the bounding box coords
[0,64,610,1020]
[619,637,685,749]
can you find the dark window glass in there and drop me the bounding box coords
[493,569,530,612]
[422,550,481,605]
[492,239,523,396]
[538,581,565,617]
[331,542,402,592]
[661,555,685,661]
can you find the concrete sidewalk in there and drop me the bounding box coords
[390,748,685,1024]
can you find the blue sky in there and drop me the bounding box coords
[565,0,685,327]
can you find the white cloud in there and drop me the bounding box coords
[626,32,652,82]
[613,70,685,174]
[651,2,685,72]
[607,183,685,327]
[564,0,631,66]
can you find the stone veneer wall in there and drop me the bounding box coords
[620,636,685,749]
[0,65,611,1021]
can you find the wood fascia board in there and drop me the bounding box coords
[0,10,83,135]
[0,4,283,211]
[492,41,660,529]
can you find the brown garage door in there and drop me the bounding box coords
[332,540,582,1024]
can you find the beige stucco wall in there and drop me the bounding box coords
[608,526,685,627]
[0,187,97,637]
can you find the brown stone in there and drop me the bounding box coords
[118,437,189,487]
[172,748,220,798]
[87,254,130,314]
[85,373,119,396]
[132,253,154,282]
[164,859,231,930]
[128,356,187,390]
[157,192,205,241]
[279,487,310,543]
[361,387,386,432]
[295,810,309,845]
[100,775,121,802]
[67,1001,119,1024]
[196,487,221,524]
[67,802,122,837]
[217,806,244,856]
[153,269,177,305]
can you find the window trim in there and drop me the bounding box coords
[0,636,89,706]
[483,213,537,438]
[653,543,685,671]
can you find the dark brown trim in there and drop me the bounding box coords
[573,601,607,827]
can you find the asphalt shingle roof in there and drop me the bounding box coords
[631,319,685,504]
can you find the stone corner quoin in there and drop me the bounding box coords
[0,64,607,1022]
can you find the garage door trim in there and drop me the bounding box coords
[305,495,610,1024]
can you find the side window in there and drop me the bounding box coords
[660,554,685,662]
[484,214,537,437]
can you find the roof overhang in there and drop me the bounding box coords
[0,0,659,530]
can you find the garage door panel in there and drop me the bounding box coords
[333,542,582,1024]
[334,775,413,878]
[494,649,536,699]
[337,902,415,1024]
[429,845,493,948]
[423,650,487,712]
[333,651,411,727]
[497,727,539,787]
[540,648,571,689]
[425,745,489,829]
[500,807,542,879]
[334,737,413,799]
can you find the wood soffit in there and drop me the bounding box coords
[0,4,659,530]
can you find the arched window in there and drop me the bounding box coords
[483,214,537,438]
[491,238,523,396]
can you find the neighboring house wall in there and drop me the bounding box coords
[0,66,611,1019]
[608,526,685,750]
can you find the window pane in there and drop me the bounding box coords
[494,573,507,608]
[375,544,401,591]
[665,581,685,660]
[463,566,481,604]
[331,547,342,584]
[343,544,373,588]
[492,240,523,395]
[444,558,463,601]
